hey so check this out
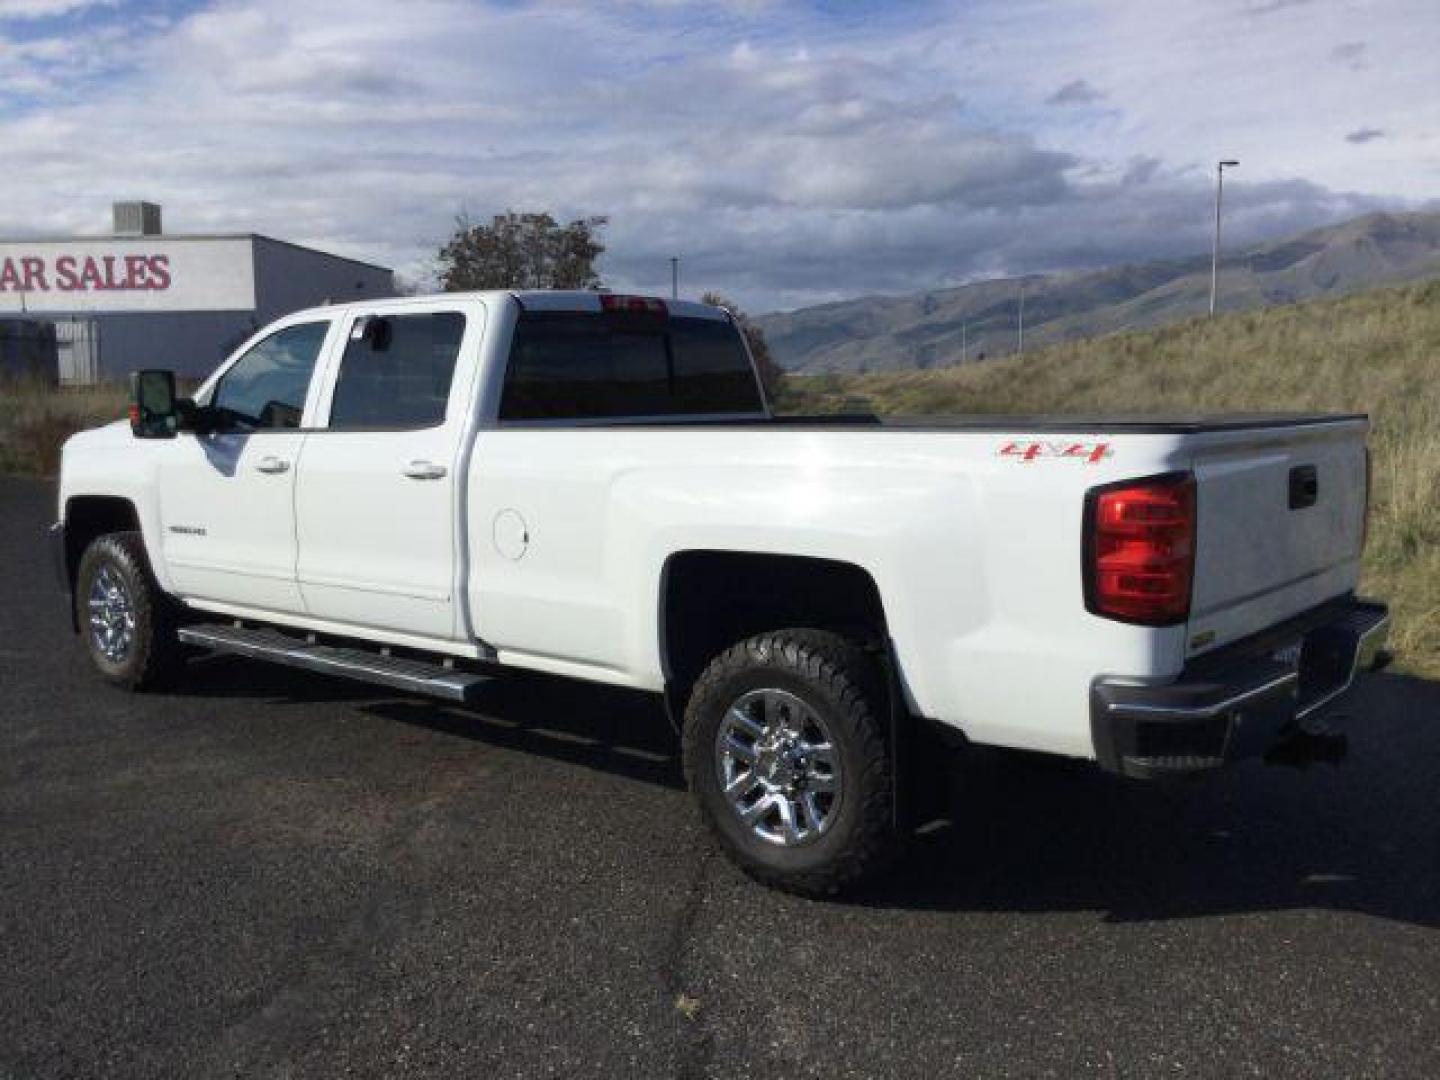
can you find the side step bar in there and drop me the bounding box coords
[177,623,493,703]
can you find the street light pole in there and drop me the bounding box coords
[1017,281,1026,356]
[670,256,679,300]
[1209,159,1239,317]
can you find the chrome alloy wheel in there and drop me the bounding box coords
[714,688,842,847]
[88,563,136,664]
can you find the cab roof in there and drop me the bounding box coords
[297,290,730,322]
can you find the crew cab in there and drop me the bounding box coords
[50,291,1391,894]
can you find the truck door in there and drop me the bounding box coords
[158,318,336,613]
[293,305,478,642]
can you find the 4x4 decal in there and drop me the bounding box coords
[998,440,1113,464]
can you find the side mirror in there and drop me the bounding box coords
[129,369,178,439]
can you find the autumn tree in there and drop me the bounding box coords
[438,211,607,291]
[701,291,784,399]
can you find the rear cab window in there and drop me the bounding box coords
[499,309,764,422]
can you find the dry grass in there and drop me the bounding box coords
[0,379,129,477]
[779,278,1440,677]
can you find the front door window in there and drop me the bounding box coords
[211,322,330,429]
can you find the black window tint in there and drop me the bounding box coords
[328,313,465,429]
[212,321,329,428]
[668,318,765,414]
[500,313,762,421]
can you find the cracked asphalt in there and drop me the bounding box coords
[3,474,1439,1078]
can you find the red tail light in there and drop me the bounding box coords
[600,294,667,315]
[1084,473,1196,625]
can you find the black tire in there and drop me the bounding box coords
[74,531,183,691]
[682,629,898,897]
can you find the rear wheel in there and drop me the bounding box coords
[682,629,898,896]
[75,531,182,691]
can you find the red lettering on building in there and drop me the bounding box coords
[123,254,150,290]
[0,252,173,294]
[77,257,104,290]
[56,256,79,291]
[20,257,47,291]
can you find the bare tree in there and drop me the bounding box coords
[438,211,607,291]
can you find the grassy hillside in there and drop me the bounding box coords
[760,210,1440,374]
[780,278,1440,677]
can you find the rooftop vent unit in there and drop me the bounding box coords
[113,201,162,237]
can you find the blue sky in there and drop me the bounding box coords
[1,0,1435,311]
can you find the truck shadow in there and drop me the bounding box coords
[360,675,684,791]
[177,654,1439,929]
[175,653,686,790]
[859,672,1440,927]
[366,669,1440,930]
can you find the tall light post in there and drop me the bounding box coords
[670,256,679,300]
[1209,159,1239,317]
[1017,280,1026,356]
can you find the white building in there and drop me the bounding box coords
[0,202,394,383]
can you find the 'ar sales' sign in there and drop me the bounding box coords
[0,238,257,314]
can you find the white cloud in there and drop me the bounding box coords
[0,0,114,20]
[1046,79,1105,106]
[0,0,1434,312]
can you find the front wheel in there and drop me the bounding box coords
[682,629,899,896]
[75,531,182,691]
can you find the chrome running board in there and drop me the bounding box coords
[177,623,493,702]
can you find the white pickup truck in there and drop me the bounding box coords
[51,290,1390,894]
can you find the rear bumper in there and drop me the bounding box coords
[1091,598,1390,778]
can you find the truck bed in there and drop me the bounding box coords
[581,412,1369,435]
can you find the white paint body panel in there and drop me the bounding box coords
[55,291,1371,763]
[159,429,309,613]
[1186,423,1368,656]
[467,427,1190,756]
[291,301,488,640]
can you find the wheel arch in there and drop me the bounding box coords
[659,549,955,834]
[658,550,891,716]
[61,495,143,630]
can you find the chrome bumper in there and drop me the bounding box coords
[1091,599,1390,779]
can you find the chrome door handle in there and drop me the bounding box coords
[403,460,447,480]
[255,456,291,474]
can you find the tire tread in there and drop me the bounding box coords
[682,628,897,897]
[75,531,181,691]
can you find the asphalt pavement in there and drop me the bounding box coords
[2,475,1438,1078]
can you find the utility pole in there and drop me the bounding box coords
[1017,281,1026,356]
[1210,159,1239,316]
[670,256,679,300]
[960,322,967,364]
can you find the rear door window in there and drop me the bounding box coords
[327,312,466,430]
[499,313,763,421]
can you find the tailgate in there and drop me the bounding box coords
[1187,419,1368,656]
